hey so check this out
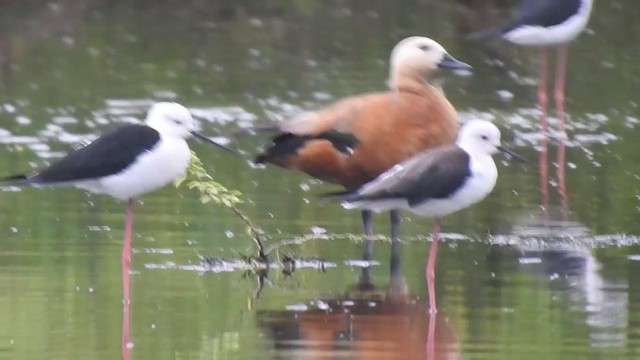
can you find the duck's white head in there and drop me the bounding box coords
[145,102,236,153]
[457,120,526,161]
[389,36,471,88]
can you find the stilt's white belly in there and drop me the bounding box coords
[343,154,498,219]
[77,136,191,200]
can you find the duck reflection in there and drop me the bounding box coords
[256,245,459,359]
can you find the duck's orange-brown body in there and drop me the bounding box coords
[260,81,459,190]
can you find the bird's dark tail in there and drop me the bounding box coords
[0,173,33,186]
[255,130,359,164]
[317,189,365,204]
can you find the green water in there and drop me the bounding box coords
[1,1,640,359]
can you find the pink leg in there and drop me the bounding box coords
[554,45,568,135]
[122,260,131,360]
[122,199,133,301]
[426,219,440,314]
[425,313,436,359]
[122,198,133,359]
[122,199,134,267]
[538,47,550,210]
[555,45,569,215]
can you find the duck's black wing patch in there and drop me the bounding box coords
[255,130,358,164]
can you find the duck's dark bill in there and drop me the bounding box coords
[497,145,527,163]
[438,53,472,71]
[191,131,237,155]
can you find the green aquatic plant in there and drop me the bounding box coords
[175,151,267,259]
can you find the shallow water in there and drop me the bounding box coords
[1,1,640,359]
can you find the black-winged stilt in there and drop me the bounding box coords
[472,0,593,130]
[1,102,233,267]
[255,36,470,261]
[329,120,525,313]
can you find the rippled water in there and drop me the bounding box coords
[1,0,640,359]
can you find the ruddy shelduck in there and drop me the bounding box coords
[256,36,471,256]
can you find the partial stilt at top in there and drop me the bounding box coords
[471,0,593,212]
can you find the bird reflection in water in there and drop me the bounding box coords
[256,245,459,359]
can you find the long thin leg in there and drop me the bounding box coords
[122,198,133,359]
[555,45,569,215]
[122,199,133,302]
[122,258,131,360]
[426,219,441,313]
[390,210,401,268]
[388,211,405,301]
[425,313,436,360]
[361,210,373,259]
[359,210,374,285]
[538,47,550,210]
[122,198,134,267]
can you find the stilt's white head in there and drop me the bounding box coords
[457,120,526,161]
[146,102,196,139]
[457,120,502,155]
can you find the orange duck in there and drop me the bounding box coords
[256,36,470,252]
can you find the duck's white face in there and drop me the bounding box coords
[390,36,471,79]
[146,102,196,138]
[457,120,503,156]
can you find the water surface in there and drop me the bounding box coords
[1,1,640,359]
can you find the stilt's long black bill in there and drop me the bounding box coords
[191,131,238,155]
[498,146,528,163]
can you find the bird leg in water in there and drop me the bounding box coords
[390,210,401,270]
[538,47,550,210]
[361,210,374,260]
[121,257,131,360]
[426,218,441,313]
[359,210,374,285]
[555,45,569,214]
[122,198,134,267]
[121,197,134,307]
[121,199,133,360]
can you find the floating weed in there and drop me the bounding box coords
[175,151,267,258]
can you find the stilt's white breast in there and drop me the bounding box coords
[78,135,191,200]
[410,154,498,218]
